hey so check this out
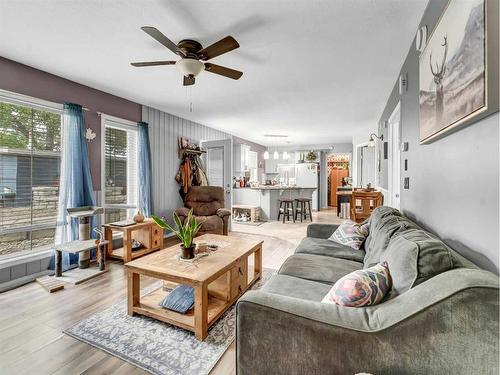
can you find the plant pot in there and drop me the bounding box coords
[180,244,195,259]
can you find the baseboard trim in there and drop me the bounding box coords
[0,269,53,293]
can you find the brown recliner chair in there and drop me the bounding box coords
[175,186,231,235]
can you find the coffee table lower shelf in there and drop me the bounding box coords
[132,287,228,332]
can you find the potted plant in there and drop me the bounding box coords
[152,209,201,259]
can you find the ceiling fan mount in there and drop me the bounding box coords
[177,39,203,57]
[130,27,243,86]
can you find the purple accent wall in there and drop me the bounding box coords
[232,136,267,178]
[0,57,142,190]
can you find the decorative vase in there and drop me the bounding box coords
[133,211,145,223]
[180,244,195,259]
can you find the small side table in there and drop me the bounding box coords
[104,220,164,263]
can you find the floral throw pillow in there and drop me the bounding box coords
[328,221,368,250]
[321,262,392,307]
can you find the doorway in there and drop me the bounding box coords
[388,102,401,209]
[201,139,233,211]
[327,153,350,208]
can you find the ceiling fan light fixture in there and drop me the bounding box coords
[176,58,205,77]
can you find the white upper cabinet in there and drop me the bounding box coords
[233,144,251,174]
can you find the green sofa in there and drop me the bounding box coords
[236,207,499,374]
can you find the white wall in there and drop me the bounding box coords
[351,131,376,188]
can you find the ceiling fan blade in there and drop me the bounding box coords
[130,60,176,67]
[204,63,243,80]
[199,36,239,61]
[183,75,195,86]
[141,26,185,57]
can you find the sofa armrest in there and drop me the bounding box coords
[306,223,339,239]
[216,208,231,218]
[237,268,499,374]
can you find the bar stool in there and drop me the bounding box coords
[277,199,295,223]
[294,198,313,222]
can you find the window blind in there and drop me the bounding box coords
[0,100,61,257]
[103,118,138,223]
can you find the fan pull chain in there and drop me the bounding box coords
[190,86,193,113]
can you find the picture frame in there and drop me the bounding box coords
[418,0,498,144]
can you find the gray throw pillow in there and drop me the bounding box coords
[382,229,454,296]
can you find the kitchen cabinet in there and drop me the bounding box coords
[247,150,257,169]
[264,157,278,174]
[233,144,251,174]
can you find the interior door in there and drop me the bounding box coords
[201,139,233,211]
[388,102,401,209]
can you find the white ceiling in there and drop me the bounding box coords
[0,0,428,146]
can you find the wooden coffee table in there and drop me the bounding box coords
[125,234,263,340]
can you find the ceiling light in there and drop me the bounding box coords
[273,151,279,160]
[176,58,204,77]
[263,150,269,160]
[264,134,288,138]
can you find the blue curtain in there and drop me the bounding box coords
[138,121,152,217]
[51,103,96,270]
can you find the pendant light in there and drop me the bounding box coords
[273,150,279,160]
[282,151,289,160]
[263,150,269,160]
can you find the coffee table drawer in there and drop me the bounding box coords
[152,226,163,249]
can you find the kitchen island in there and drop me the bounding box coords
[233,187,317,221]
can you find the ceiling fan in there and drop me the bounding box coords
[131,26,243,86]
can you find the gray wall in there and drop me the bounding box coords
[142,106,231,219]
[378,0,499,273]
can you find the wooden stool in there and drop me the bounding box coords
[294,198,313,222]
[278,199,295,223]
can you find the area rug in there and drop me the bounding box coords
[64,268,275,375]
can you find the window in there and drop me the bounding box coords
[0,90,62,258]
[101,115,138,224]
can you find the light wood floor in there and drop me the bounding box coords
[0,209,341,375]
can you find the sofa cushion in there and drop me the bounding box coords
[322,262,392,307]
[261,274,332,302]
[328,222,369,250]
[364,214,420,267]
[295,237,366,262]
[279,254,363,284]
[382,229,455,296]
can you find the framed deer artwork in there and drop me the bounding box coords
[418,0,498,144]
